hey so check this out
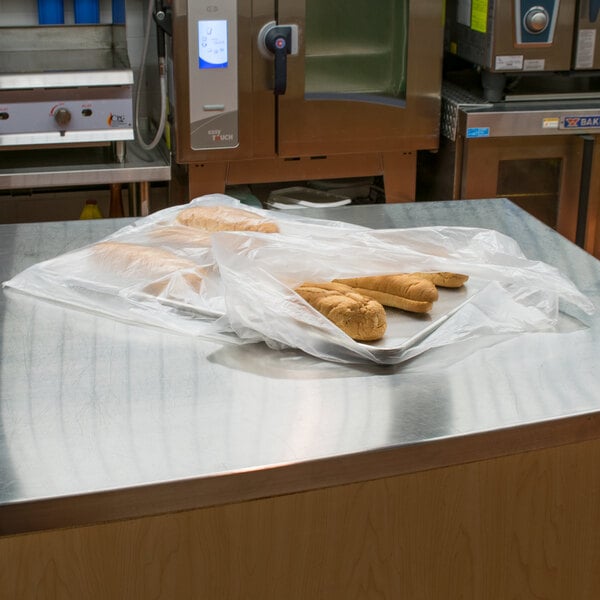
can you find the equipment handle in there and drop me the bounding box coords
[265,26,292,95]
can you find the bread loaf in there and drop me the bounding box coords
[295,281,386,341]
[349,287,433,313]
[333,274,438,303]
[90,241,203,292]
[408,271,469,288]
[147,226,211,248]
[175,205,279,233]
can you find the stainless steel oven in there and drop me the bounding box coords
[167,0,444,202]
[445,1,600,99]
[417,79,600,257]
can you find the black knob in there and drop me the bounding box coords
[54,107,72,128]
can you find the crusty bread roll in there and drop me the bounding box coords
[146,226,212,248]
[408,271,469,288]
[90,241,203,292]
[333,274,438,303]
[349,287,433,313]
[295,281,386,342]
[175,205,279,233]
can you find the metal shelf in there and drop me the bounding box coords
[0,140,171,191]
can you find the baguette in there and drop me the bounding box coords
[350,287,433,313]
[408,271,469,288]
[295,282,386,341]
[301,281,431,312]
[175,205,279,233]
[90,241,204,293]
[333,274,438,303]
[146,226,212,248]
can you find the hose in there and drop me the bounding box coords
[134,0,168,151]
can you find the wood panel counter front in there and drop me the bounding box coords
[1,199,599,599]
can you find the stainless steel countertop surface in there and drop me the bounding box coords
[1,199,600,535]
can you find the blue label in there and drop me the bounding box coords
[466,127,490,138]
[562,116,600,129]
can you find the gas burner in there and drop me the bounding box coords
[0,25,133,151]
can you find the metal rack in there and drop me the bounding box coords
[0,140,171,217]
[0,24,171,217]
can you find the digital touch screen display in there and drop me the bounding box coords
[198,20,228,69]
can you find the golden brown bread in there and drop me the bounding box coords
[408,271,469,288]
[146,226,212,248]
[350,287,433,313]
[175,205,279,233]
[90,241,203,293]
[332,274,438,303]
[295,282,387,341]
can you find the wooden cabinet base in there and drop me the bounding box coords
[2,437,599,599]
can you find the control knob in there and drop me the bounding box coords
[54,107,72,128]
[523,7,549,34]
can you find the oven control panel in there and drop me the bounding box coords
[515,0,560,44]
[186,0,238,150]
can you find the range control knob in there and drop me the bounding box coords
[523,7,549,34]
[53,107,72,128]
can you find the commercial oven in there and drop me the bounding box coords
[167,0,444,201]
[445,0,600,100]
[418,79,600,257]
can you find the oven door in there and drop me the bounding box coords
[273,0,443,157]
[458,134,585,242]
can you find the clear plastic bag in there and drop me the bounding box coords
[2,195,366,339]
[3,195,596,365]
[210,225,595,364]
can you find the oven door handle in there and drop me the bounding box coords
[265,26,292,95]
[258,22,299,96]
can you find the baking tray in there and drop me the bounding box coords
[265,186,352,210]
[354,277,488,360]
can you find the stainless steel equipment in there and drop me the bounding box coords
[437,2,600,253]
[445,0,600,100]
[0,25,134,153]
[418,77,600,253]
[168,0,444,201]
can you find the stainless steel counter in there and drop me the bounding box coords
[1,199,600,536]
